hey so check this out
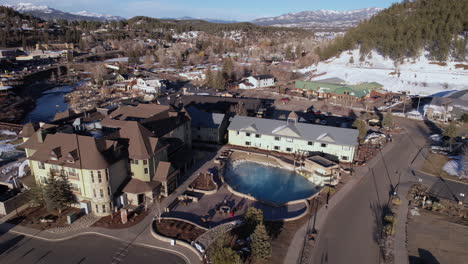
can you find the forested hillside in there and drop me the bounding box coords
[316,0,468,62]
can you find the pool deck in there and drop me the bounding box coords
[164,184,309,228]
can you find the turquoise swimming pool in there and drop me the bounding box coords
[224,161,319,204]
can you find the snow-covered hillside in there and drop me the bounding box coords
[252,8,382,30]
[3,3,123,21]
[299,49,468,96]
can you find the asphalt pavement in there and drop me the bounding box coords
[0,232,185,264]
[309,118,436,264]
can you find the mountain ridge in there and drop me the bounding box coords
[252,8,383,30]
[3,3,124,21]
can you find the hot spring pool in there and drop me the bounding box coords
[224,161,319,204]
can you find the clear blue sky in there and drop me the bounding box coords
[4,0,399,20]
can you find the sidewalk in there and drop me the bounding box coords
[393,183,411,264]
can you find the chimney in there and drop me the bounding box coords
[36,129,45,143]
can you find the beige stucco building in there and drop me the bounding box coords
[227,112,358,162]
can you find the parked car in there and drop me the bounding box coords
[320,120,327,125]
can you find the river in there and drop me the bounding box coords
[22,81,85,124]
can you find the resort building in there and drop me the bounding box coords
[186,106,229,144]
[227,112,358,162]
[424,90,468,122]
[302,156,340,186]
[21,103,193,216]
[22,129,128,216]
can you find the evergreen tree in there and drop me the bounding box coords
[205,67,213,87]
[352,119,367,143]
[215,71,225,91]
[222,58,234,81]
[349,56,355,64]
[243,206,264,236]
[285,45,293,61]
[382,110,394,129]
[210,247,242,264]
[44,174,76,215]
[250,224,272,263]
[28,181,45,207]
[443,121,457,151]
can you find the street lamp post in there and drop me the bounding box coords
[311,196,320,234]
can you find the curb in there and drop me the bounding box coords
[150,221,204,261]
[2,224,194,264]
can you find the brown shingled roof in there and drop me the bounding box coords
[18,123,38,138]
[123,178,160,194]
[154,161,175,182]
[108,104,170,120]
[117,121,160,160]
[53,109,76,121]
[23,131,121,170]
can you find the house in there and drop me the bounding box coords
[239,75,275,89]
[131,78,167,94]
[186,106,229,144]
[295,80,384,100]
[227,112,358,162]
[424,90,468,122]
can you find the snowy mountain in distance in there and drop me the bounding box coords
[252,8,383,30]
[74,11,124,21]
[3,3,124,21]
[163,16,238,24]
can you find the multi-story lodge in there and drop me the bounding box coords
[227,112,358,162]
[20,103,192,216]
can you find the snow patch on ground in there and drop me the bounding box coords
[0,130,17,136]
[299,49,468,96]
[443,156,466,178]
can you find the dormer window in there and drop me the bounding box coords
[49,147,62,161]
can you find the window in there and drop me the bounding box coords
[245,142,251,146]
[255,134,261,138]
[144,168,148,174]
[131,159,139,165]
[95,205,99,213]
[100,189,104,198]
[143,160,148,165]
[93,189,96,198]
[342,146,351,151]
[321,143,327,148]
[98,171,102,183]
[236,131,240,135]
[102,204,106,213]
[308,141,313,146]
[108,187,111,196]
[274,146,280,150]
[286,147,293,152]
[38,162,45,170]
[245,132,251,137]
[286,138,293,143]
[106,171,109,181]
[274,136,281,141]
[90,171,95,183]
[342,156,349,161]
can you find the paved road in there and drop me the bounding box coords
[310,118,436,264]
[0,233,185,264]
